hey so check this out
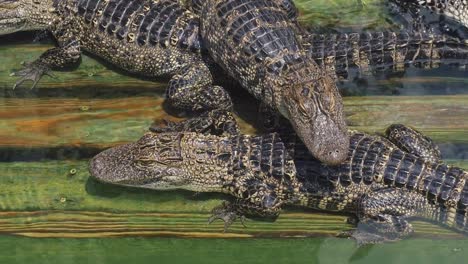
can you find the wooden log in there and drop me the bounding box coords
[0,160,465,239]
[0,95,467,148]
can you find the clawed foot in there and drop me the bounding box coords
[207,202,246,232]
[337,228,401,246]
[11,62,53,89]
[150,110,240,136]
[337,230,387,246]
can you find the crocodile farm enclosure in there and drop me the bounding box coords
[0,0,467,263]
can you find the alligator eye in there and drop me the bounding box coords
[301,87,309,96]
[135,159,158,167]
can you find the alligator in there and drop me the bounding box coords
[387,0,468,39]
[0,0,350,165]
[178,0,350,164]
[90,123,468,244]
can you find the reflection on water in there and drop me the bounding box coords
[0,0,467,262]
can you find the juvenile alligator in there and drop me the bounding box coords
[90,124,468,244]
[179,0,350,164]
[0,0,349,165]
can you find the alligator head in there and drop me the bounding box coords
[89,132,227,192]
[0,0,55,35]
[272,67,349,165]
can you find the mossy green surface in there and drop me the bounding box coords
[1,237,467,264]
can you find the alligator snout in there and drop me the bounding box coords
[89,143,138,184]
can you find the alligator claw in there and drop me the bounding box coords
[11,62,50,89]
[207,202,246,232]
[337,227,401,246]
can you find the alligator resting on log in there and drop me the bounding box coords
[90,123,468,245]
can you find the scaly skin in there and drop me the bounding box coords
[305,30,468,81]
[90,124,468,244]
[189,0,349,165]
[388,0,468,38]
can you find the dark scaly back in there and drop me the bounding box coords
[305,31,468,80]
[197,0,307,100]
[194,0,349,167]
[286,131,468,229]
[320,133,467,205]
[223,133,298,204]
[229,133,296,183]
[55,0,201,52]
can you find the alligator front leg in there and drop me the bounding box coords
[208,199,281,232]
[209,176,283,231]
[385,124,442,163]
[156,63,239,135]
[347,188,425,245]
[12,18,81,89]
[12,39,81,89]
[208,201,247,232]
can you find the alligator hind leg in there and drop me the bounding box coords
[159,63,239,135]
[347,188,427,245]
[385,124,441,163]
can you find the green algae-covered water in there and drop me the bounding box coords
[0,0,467,263]
[3,237,468,263]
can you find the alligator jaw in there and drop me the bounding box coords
[288,110,349,165]
[280,76,349,165]
[89,140,215,192]
[0,9,26,35]
[89,143,143,185]
[0,0,54,36]
[89,143,175,189]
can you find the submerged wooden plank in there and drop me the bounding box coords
[345,96,468,143]
[296,0,390,29]
[0,160,465,239]
[0,95,467,148]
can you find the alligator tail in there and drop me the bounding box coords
[303,31,468,80]
[410,166,468,234]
